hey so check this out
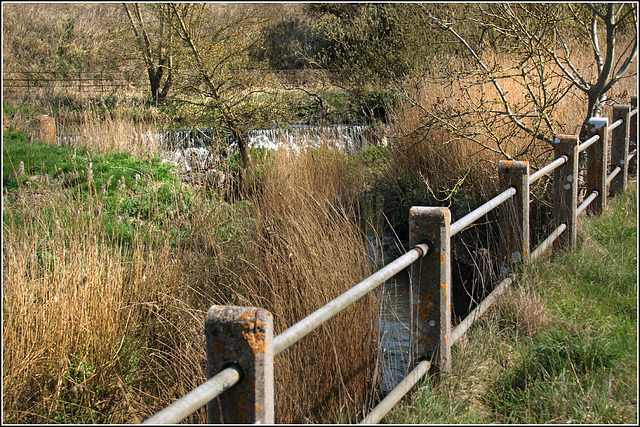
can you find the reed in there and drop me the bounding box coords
[2,134,380,423]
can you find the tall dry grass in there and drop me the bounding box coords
[390,42,637,183]
[178,147,380,422]
[2,180,178,422]
[2,135,380,424]
[56,107,164,157]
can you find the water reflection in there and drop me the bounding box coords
[366,236,412,395]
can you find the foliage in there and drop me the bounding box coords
[252,14,328,70]
[384,184,637,424]
[2,131,187,245]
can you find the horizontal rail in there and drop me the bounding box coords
[450,276,513,345]
[606,166,622,186]
[450,188,516,236]
[578,134,600,153]
[628,151,636,164]
[143,364,242,424]
[530,155,568,183]
[608,118,624,133]
[576,190,598,216]
[272,244,429,356]
[530,223,567,261]
[360,360,432,424]
[630,108,638,117]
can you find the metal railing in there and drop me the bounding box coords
[143,96,637,424]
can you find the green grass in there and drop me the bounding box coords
[3,131,189,245]
[384,182,637,424]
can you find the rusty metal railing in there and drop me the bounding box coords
[143,96,637,424]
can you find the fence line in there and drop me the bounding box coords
[143,95,637,424]
[3,70,129,92]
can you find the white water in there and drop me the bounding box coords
[57,124,388,172]
[247,124,387,154]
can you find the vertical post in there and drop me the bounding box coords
[498,160,530,274]
[409,207,451,374]
[553,135,579,251]
[611,104,630,196]
[206,306,274,424]
[585,117,608,215]
[629,96,637,176]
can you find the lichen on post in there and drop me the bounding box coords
[408,206,451,375]
[206,306,274,424]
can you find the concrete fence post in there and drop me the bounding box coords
[553,135,579,252]
[629,96,637,176]
[610,104,630,196]
[205,306,274,424]
[585,117,608,215]
[498,160,530,274]
[409,207,451,374]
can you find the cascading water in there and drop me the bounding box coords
[247,124,386,154]
[56,124,388,172]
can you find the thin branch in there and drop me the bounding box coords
[586,3,607,21]
[423,6,553,144]
[590,16,604,73]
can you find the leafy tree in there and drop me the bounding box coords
[306,3,450,122]
[252,10,328,70]
[160,3,276,170]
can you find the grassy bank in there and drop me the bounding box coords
[2,130,383,424]
[385,182,637,424]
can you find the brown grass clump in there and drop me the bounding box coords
[2,142,380,424]
[2,186,177,423]
[180,147,380,422]
[249,149,379,422]
[56,107,164,157]
[489,283,550,338]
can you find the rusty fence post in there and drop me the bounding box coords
[585,117,608,215]
[206,306,274,424]
[498,160,530,275]
[409,207,451,375]
[610,104,630,196]
[553,135,579,251]
[629,96,637,176]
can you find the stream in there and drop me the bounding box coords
[56,123,409,394]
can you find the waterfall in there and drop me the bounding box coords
[56,124,388,172]
[248,124,387,154]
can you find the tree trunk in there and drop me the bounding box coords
[236,131,253,170]
[148,68,160,103]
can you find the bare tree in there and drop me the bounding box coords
[122,3,177,103]
[406,3,637,158]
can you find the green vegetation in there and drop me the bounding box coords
[385,184,637,424]
[3,131,188,245]
[2,2,637,424]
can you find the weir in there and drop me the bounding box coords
[56,123,388,172]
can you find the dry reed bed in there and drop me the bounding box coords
[2,143,379,423]
[390,46,637,186]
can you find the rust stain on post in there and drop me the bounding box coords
[206,306,274,424]
[409,206,452,374]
